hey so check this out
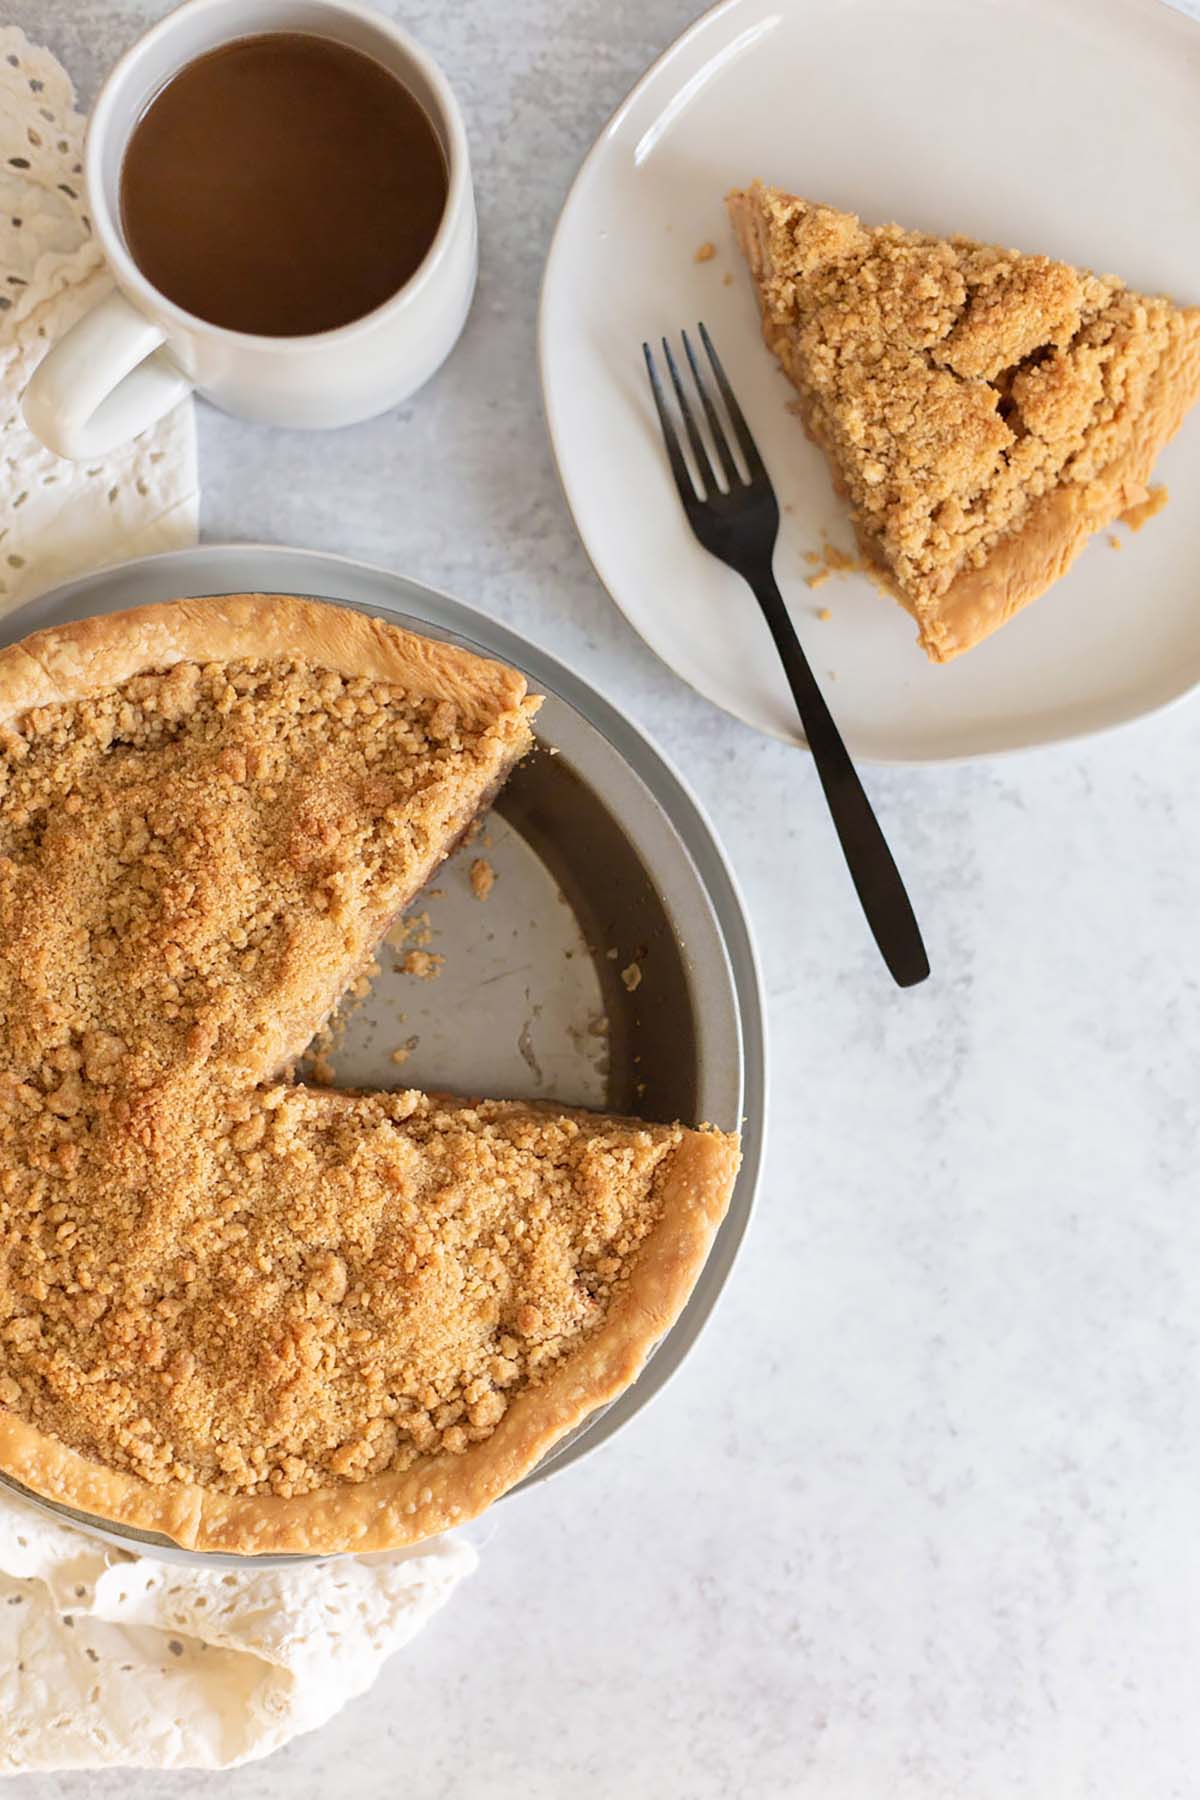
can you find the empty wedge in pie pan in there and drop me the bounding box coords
[0,544,765,1566]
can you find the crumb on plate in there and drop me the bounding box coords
[822,541,857,572]
[469,856,496,902]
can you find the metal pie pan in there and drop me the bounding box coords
[0,545,765,1566]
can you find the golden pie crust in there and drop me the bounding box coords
[728,183,1200,660]
[0,595,739,1554]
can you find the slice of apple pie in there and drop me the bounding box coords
[728,182,1200,660]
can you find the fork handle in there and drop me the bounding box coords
[749,567,929,987]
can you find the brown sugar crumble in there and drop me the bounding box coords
[817,607,832,623]
[694,241,716,263]
[805,569,831,591]
[620,962,643,993]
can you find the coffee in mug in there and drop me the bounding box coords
[21,0,478,460]
[120,33,449,338]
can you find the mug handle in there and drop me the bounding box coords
[21,288,194,461]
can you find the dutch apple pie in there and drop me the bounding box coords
[0,595,739,1554]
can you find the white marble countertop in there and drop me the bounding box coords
[19,2,1200,1795]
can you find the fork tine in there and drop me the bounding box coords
[682,328,740,489]
[642,341,700,504]
[697,321,766,481]
[661,336,719,496]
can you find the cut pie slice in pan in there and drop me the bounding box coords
[0,595,739,1554]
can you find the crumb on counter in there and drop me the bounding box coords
[805,569,831,591]
[469,856,496,902]
[1108,535,1122,550]
[817,606,832,622]
[722,271,734,286]
[1120,484,1168,531]
[694,241,716,263]
[621,962,643,993]
[390,1036,419,1065]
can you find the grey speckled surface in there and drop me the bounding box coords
[16,2,1200,1795]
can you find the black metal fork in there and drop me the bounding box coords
[643,324,929,988]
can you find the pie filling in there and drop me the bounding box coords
[0,604,739,1549]
[728,184,1200,659]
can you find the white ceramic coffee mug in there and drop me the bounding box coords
[22,0,477,460]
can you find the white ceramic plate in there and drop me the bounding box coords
[539,0,1200,763]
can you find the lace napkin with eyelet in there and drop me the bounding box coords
[0,1490,477,1772]
[0,28,477,1775]
[0,25,197,613]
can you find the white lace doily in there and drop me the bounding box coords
[0,1491,476,1773]
[0,25,197,614]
